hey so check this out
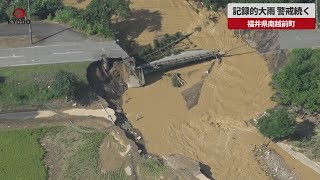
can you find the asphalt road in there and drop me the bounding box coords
[0,41,129,67]
[279,30,320,49]
[0,21,129,67]
[0,21,86,44]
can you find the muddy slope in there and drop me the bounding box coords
[235,30,288,73]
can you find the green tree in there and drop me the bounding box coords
[271,49,320,113]
[5,0,64,20]
[31,0,64,19]
[52,70,78,101]
[85,0,130,20]
[83,0,130,37]
[257,108,296,139]
[0,1,9,23]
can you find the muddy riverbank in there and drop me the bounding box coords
[120,0,320,179]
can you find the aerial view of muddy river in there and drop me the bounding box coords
[121,0,320,179]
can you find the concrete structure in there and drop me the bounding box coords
[123,58,145,88]
[141,49,220,74]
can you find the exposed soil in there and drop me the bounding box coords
[100,136,128,172]
[41,136,65,180]
[119,0,320,179]
[234,30,288,73]
[86,60,128,108]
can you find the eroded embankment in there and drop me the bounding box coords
[119,0,320,179]
[86,60,147,152]
[86,59,215,179]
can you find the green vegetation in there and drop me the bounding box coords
[3,0,63,21]
[52,70,79,101]
[0,128,56,180]
[50,127,128,180]
[257,108,296,139]
[61,128,112,179]
[0,62,94,110]
[271,49,320,113]
[54,0,130,37]
[0,126,129,180]
[1,0,130,38]
[138,159,167,178]
[134,32,185,64]
[0,1,8,23]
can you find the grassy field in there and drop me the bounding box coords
[57,127,128,180]
[0,62,93,111]
[48,126,133,180]
[0,128,51,180]
[0,124,180,180]
[0,126,130,180]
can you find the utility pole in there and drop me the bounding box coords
[27,0,32,44]
[316,0,319,29]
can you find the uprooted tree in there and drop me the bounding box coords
[257,108,296,140]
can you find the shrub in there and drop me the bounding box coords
[31,0,64,19]
[136,32,186,63]
[257,108,296,139]
[271,49,320,113]
[54,7,82,23]
[5,0,64,20]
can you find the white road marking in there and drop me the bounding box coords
[0,55,24,59]
[52,51,84,55]
[0,43,79,50]
[7,59,91,67]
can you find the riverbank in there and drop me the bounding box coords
[121,0,320,179]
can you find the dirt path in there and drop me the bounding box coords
[121,0,320,179]
[276,142,320,175]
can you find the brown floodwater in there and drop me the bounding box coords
[121,0,320,179]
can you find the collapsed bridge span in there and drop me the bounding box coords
[140,49,224,74]
[99,49,224,88]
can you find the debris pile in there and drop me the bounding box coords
[254,144,297,180]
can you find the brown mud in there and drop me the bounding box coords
[120,0,320,179]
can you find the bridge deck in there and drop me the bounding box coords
[140,49,217,74]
